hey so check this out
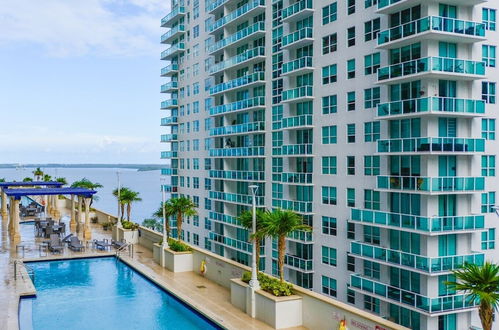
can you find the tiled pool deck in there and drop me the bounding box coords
[0,208,293,330]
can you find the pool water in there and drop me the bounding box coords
[20,257,220,330]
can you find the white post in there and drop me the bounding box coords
[248,184,260,318]
[161,184,169,267]
[117,171,122,228]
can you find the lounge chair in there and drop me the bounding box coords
[61,233,73,244]
[48,234,63,254]
[112,239,127,249]
[69,237,84,252]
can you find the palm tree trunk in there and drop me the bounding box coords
[120,204,125,221]
[479,303,493,330]
[127,203,131,221]
[278,235,286,282]
[177,212,183,241]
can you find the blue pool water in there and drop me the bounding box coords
[20,257,220,330]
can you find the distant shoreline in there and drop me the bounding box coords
[0,164,166,171]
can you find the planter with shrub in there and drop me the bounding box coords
[153,238,193,272]
[114,221,139,244]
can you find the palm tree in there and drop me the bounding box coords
[71,178,103,206]
[120,189,142,221]
[55,177,67,186]
[163,197,197,242]
[22,177,33,182]
[112,186,129,221]
[142,218,163,232]
[446,262,499,330]
[32,167,43,180]
[0,178,5,182]
[238,209,267,269]
[263,209,312,282]
[153,202,171,239]
[43,174,52,182]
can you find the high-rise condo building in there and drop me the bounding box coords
[160,0,498,328]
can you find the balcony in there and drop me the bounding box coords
[350,208,485,235]
[209,0,266,33]
[209,191,264,206]
[281,114,313,129]
[281,172,313,184]
[210,47,265,74]
[160,81,179,93]
[162,168,178,176]
[209,170,265,181]
[378,57,486,84]
[377,97,485,119]
[209,211,240,227]
[209,232,252,253]
[160,64,179,77]
[162,185,179,193]
[210,72,265,96]
[160,116,178,126]
[282,0,314,23]
[160,43,185,60]
[160,151,178,159]
[287,230,313,243]
[281,56,313,76]
[207,0,228,14]
[209,146,265,157]
[378,16,486,49]
[208,22,265,55]
[273,199,313,213]
[350,274,477,314]
[377,0,488,15]
[281,144,313,156]
[160,134,178,142]
[281,86,313,103]
[210,96,265,116]
[284,254,314,272]
[377,137,485,154]
[161,6,186,28]
[377,176,485,194]
[210,121,265,137]
[350,241,484,275]
[282,27,313,49]
[160,99,179,109]
[161,25,186,44]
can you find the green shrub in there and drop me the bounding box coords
[122,221,139,230]
[101,222,113,230]
[167,238,192,252]
[241,271,293,297]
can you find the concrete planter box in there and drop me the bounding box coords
[230,279,303,329]
[114,227,139,244]
[164,248,193,272]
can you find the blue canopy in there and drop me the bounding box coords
[0,181,63,188]
[3,187,96,199]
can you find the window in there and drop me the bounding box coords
[322,156,337,174]
[193,63,200,76]
[364,260,380,279]
[193,158,200,170]
[347,255,355,272]
[193,177,199,189]
[364,53,380,75]
[204,178,212,190]
[204,217,212,230]
[481,192,496,213]
[322,126,337,144]
[204,197,211,210]
[347,92,356,111]
[193,25,200,38]
[483,8,497,31]
[364,87,380,108]
[193,120,200,132]
[364,296,380,314]
[482,229,496,250]
[347,0,355,15]
[322,186,337,205]
[364,189,380,210]
[322,33,337,54]
[347,188,355,207]
[193,82,200,95]
[364,18,380,41]
[365,0,378,8]
[347,156,355,175]
[482,155,496,176]
[483,45,496,67]
[482,118,496,140]
[204,237,211,250]
[347,222,355,239]
[322,95,337,114]
[364,226,380,244]
[482,82,496,104]
[364,156,380,176]
[322,64,337,84]
[322,276,337,297]
[364,121,380,142]
[347,27,355,47]
[322,246,337,266]
[322,216,337,235]
[347,124,356,143]
[347,287,355,304]
[347,59,355,79]
[322,2,338,25]
[193,233,199,246]
[204,158,212,170]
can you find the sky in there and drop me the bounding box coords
[0,0,170,164]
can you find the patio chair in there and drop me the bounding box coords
[45,226,54,238]
[69,237,85,252]
[112,239,127,249]
[48,234,63,254]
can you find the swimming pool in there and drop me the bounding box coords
[19,257,221,330]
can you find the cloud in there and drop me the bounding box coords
[0,0,168,57]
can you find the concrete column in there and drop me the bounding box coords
[8,197,14,233]
[77,196,83,233]
[70,195,76,232]
[52,195,60,218]
[1,189,7,219]
[12,198,21,242]
[46,195,51,216]
[83,197,91,240]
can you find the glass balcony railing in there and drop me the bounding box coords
[350,274,478,313]
[377,97,486,118]
[282,86,313,102]
[161,25,186,43]
[160,134,178,142]
[160,117,178,126]
[210,72,265,95]
[161,6,186,27]
[378,57,486,82]
[274,199,313,213]
[282,144,313,155]
[209,170,265,181]
[161,64,179,76]
[378,16,486,46]
[210,121,265,136]
[160,151,178,158]
[281,172,313,184]
[209,191,264,205]
[209,47,265,74]
[377,137,486,153]
[287,230,313,242]
[160,81,179,93]
[284,254,314,271]
[206,0,228,13]
[209,22,265,53]
[209,232,252,252]
[282,56,313,75]
[282,0,313,20]
[209,0,265,32]
[282,27,313,47]
[209,211,240,226]
[350,209,485,234]
[350,241,485,274]
[210,96,265,116]
[160,43,185,60]
[377,176,485,193]
[162,168,178,176]
[160,99,178,108]
[281,114,313,129]
[162,185,179,193]
[209,146,265,157]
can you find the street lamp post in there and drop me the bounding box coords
[116,171,122,228]
[248,184,260,318]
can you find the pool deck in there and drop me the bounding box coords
[0,208,301,330]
